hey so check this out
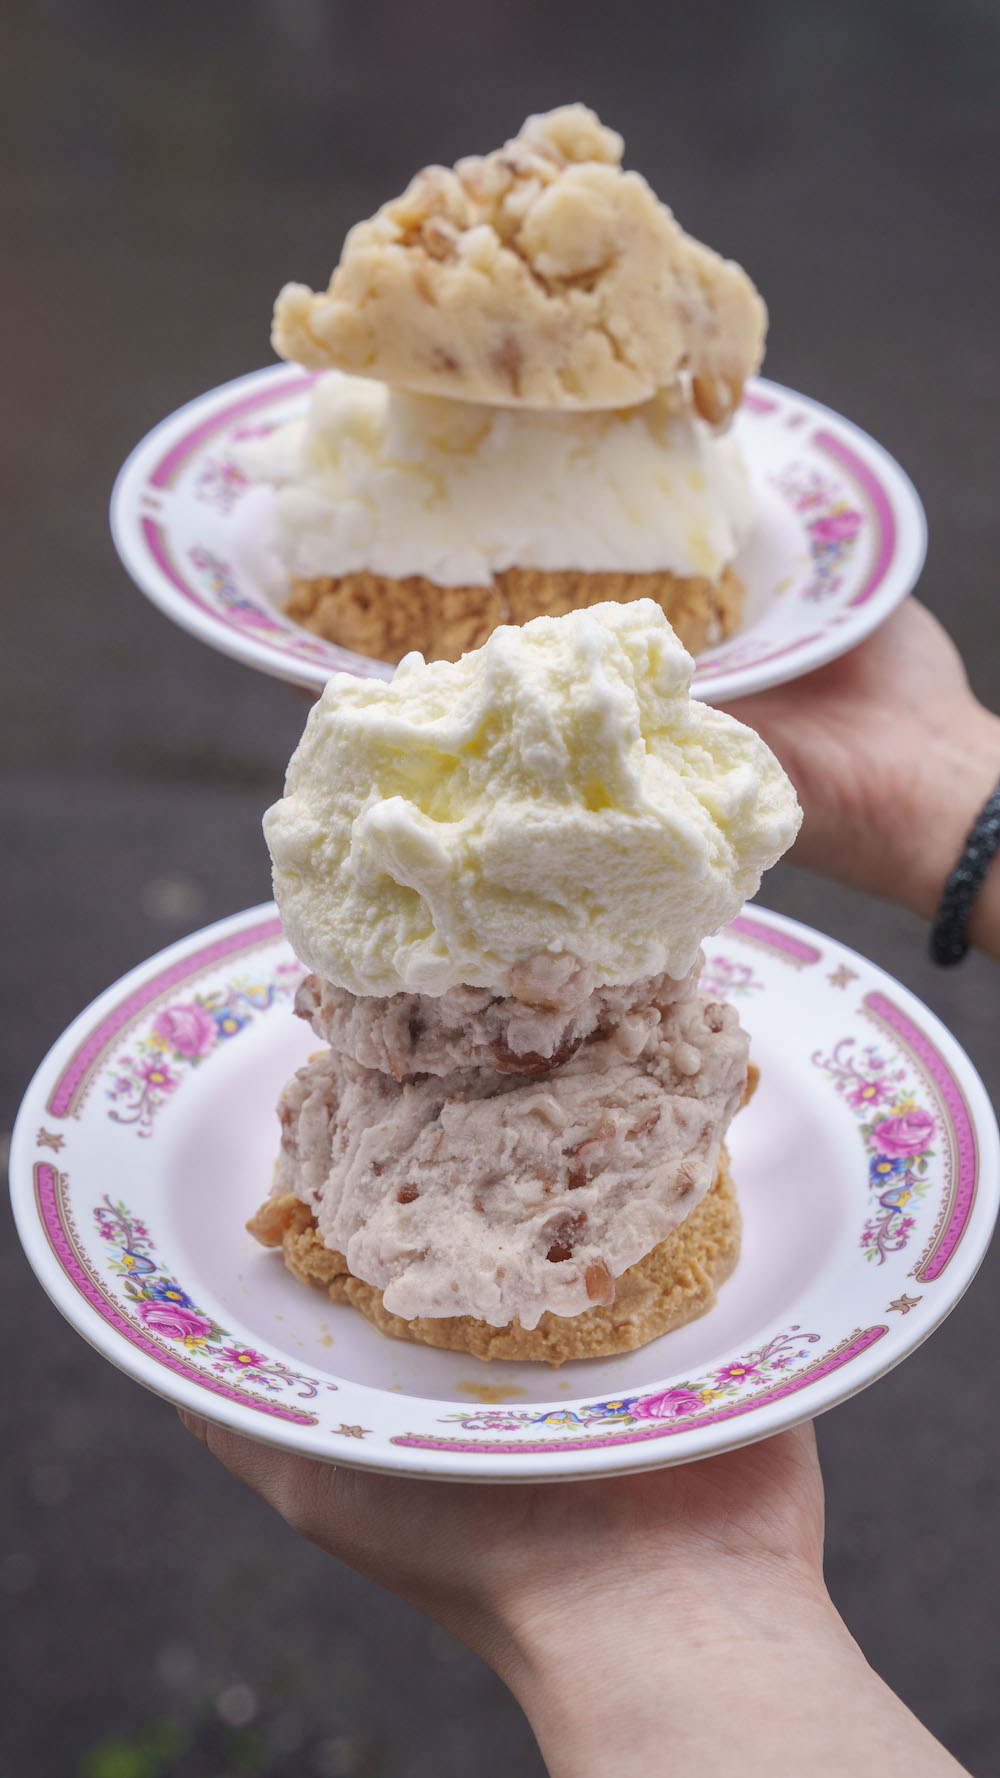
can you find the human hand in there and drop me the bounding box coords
[178,1412,824,1680]
[179,1413,965,1776]
[723,600,1000,931]
[178,1415,833,1773]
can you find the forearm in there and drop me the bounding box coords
[508,1587,968,1778]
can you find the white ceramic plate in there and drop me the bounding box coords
[110,367,926,703]
[10,904,996,1482]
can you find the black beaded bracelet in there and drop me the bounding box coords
[929,778,1000,965]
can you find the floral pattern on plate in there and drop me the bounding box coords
[440,1326,821,1433]
[189,543,289,635]
[813,1037,935,1263]
[770,465,864,602]
[93,1195,335,1401]
[192,455,250,513]
[699,953,766,1001]
[105,963,302,1136]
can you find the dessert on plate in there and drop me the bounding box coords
[248,599,800,1362]
[240,104,767,666]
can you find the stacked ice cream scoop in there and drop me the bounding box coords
[248,600,800,1362]
[240,105,768,667]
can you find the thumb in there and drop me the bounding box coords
[177,1408,341,1541]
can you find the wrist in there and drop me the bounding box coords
[498,1560,839,1776]
[888,706,1000,924]
[510,1579,848,1778]
[504,1577,965,1778]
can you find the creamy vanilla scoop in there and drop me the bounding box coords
[263,600,801,997]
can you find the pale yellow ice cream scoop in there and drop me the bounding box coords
[263,600,801,996]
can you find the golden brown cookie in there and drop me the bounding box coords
[286,562,744,665]
[247,1145,742,1367]
[286,570,503,663]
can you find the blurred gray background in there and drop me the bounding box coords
[3,1,1000,1773]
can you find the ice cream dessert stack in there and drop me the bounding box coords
[241,105,768,667]
[248,600,800,1363]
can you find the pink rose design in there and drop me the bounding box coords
[137,1299,214,1340]
[154,1002,217,1058]
[811,509,862,544]
[630,1387,704,1421]
[872,1108,935,1159]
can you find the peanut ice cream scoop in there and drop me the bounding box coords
[263,600,801,998]
[272,103,767,418]
[273,985,747,1330]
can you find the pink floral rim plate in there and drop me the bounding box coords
[109,365,927,703]
[10,904,997,1483]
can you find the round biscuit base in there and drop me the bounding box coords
[247,1146,741,1367]
[285,562,744,667]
